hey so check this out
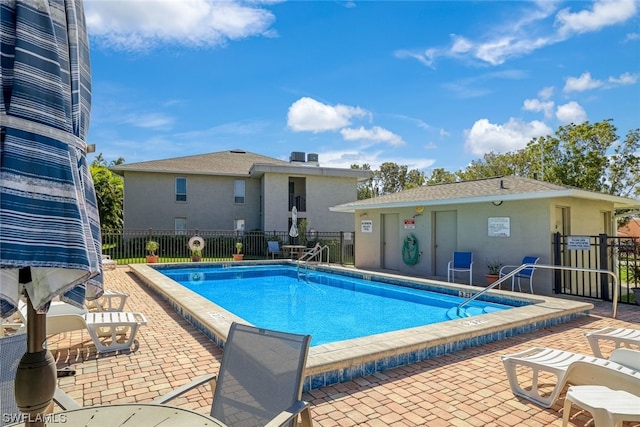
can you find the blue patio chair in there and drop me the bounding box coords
[447,251,474,285]
[267,241,282,259]
[499,256,540,293]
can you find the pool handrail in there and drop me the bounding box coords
[456,264,619,318]
[298,244,329,263]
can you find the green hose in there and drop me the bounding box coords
[402,234,420,266]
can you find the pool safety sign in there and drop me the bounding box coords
[488,217,510,237]
[361,220,373,233]
[403,218,415,229]
[567,236,591,250]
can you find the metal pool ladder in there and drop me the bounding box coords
[455,264,620,318]
[296,244,330,282]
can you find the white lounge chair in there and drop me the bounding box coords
[585,327,640,358]
[502,347,640,408]
[102,254,117,270]
[6,301,147,353]
[85,290,129,312]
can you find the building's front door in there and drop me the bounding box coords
[433,210,457,279]
[382,213,400,271]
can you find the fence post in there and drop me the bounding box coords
[553,232,562,294]
[599,233,610,301]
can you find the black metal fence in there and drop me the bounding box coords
[552,232,639,304]
[101,229,355,265]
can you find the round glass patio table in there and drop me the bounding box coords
[8,404,225,426]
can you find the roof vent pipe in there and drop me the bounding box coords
[500,179,505,189]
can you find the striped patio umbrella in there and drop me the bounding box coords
[0,0,102,417]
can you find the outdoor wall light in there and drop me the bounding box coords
[492,201,504,206]
[359,212,368,218]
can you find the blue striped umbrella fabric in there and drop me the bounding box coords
[0,0,103,317]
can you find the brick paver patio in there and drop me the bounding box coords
[48,267,639,426]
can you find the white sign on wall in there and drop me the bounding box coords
[361,220,373,233]
[567,236,591,250]
[488,217,510,237]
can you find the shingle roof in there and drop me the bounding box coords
[331,175,640,210]
[111,149,289,176]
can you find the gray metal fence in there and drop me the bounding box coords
[552,232,639,304]
[101,229,355,265]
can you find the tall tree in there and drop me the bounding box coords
[426,168,458,185]
[91,154,124,230]
[351,163,375,200]
[352,162,425,198]
[525,120,620,192]
[457,151,535,181]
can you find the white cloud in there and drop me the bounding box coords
[564,71,638,92]
[85,0,277,51]
[608,72,639,85]
[555,0,637,36]
[287,97,368,133]
[122,112,174,130]
[556,101,588,123]
[564,72,603,92]
[317,149,435,171]
[538,86,554,100]
[464,118,552,156]
[340,126,405,146]
[523,98,555,118]
[397,0,636,67]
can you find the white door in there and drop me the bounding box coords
[382,213,400,271]
[434,210,457,278]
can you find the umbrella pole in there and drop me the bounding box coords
[14,293,57,427]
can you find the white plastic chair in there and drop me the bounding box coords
[502,347,640,408]
[585,327,640,358]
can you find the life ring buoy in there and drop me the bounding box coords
[402,234,420,266]
[189,272,205,285]
[188,236,205,251]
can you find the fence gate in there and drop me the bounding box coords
[552,232,639,304]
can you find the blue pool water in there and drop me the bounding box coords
[157,265,513,346]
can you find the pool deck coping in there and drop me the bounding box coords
[129,261,593,381]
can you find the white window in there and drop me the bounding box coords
[234,180,245,204]
[176,177,187,202]
[234,219,245,233]
[175,217,187,235]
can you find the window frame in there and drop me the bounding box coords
[176,177,187,202]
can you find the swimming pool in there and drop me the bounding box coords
[159,265,513,346]
[129,261,593,391]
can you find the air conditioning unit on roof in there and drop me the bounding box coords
[290,151,305,162]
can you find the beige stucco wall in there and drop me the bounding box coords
[122,170,358,234]
[352,197,615,296]
[262,173,357,233]
[122,172,262,231]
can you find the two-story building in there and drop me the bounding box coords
[111,149,371,234]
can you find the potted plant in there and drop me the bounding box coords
[233,242,244,261]
[191,246,202,262]
[188,235,205,262]
[486,259,502,285]
[146,240,159,263]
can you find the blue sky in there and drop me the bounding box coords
[84,0,639,174]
